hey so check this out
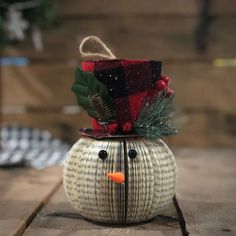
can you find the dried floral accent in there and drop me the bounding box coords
[89,93,114,122]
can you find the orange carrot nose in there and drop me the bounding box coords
[107,172,125,184]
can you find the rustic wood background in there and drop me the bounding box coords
[1,0,236,147]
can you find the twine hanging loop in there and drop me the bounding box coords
[79,36,116,60]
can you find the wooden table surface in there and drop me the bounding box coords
[0,148,235,236]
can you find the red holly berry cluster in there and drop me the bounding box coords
[155,76,174,97]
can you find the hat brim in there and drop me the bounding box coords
[80,128,142,139]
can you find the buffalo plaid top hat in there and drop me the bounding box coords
[72,36,176,138]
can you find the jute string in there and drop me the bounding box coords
[79,36,116,60]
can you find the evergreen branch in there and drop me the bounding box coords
[134,91,178,139]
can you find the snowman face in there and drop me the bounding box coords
[98,148,137,184]
[63,137,176,224]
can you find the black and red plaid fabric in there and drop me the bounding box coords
[81,59,162,125]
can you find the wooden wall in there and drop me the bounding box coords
[1,0,236,146]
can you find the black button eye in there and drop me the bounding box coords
[98,150,108,160]
[128,149,137,159]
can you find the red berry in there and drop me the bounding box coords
[106,122,118,134]
[155,80,167,90]
[161,76,171,85]
[122,122,132,132]
[165,88,174,97]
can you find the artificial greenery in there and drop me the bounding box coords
[134,91,178,139]
[72,69,116,122]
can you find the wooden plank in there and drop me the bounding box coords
[23,186,181,236]
[0,167,62,236]
[57,0,198,16]
[2,63,236,111]
[165,63,236,111]
[1,64,75,107]
[2,61,236,147]
[175,149,236,235]
[2,17,198,60]
[176,201,236,236]
[2,17,236,60]
[176,148,236,202]
[2,110,236,147]
[212,0,236,15]
[57,0,236,17]
[165,111,236,147]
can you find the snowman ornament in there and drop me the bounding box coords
[63,37,177,224]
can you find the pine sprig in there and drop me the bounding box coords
[134,91,178,139]
[89,93,114,122]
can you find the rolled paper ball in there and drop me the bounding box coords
[122,122,132,132]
